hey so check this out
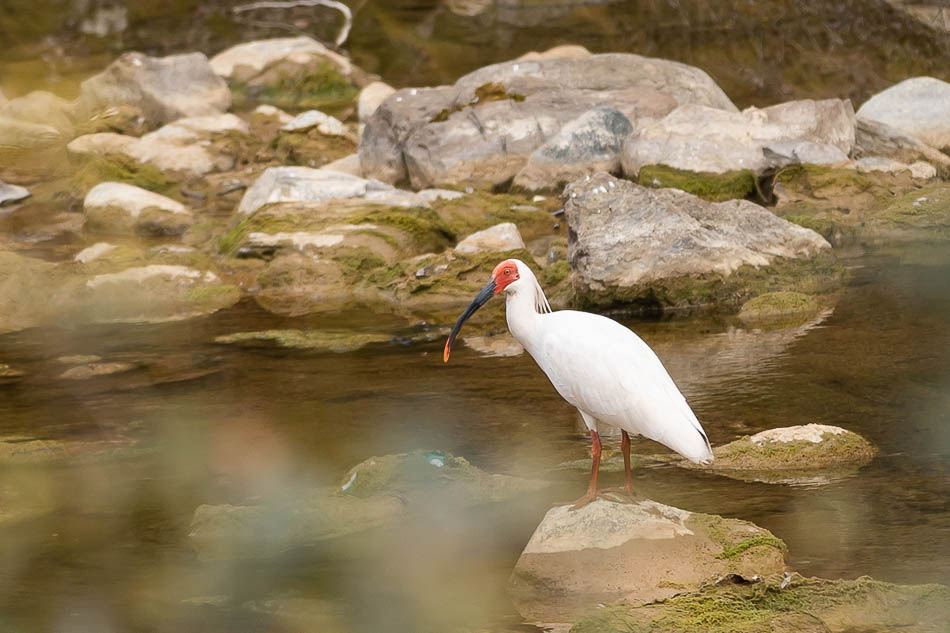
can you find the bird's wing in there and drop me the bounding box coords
[532,311,712,462]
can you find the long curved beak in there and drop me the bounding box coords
[443,278,496,363]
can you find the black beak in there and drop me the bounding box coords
[443,278,496,362]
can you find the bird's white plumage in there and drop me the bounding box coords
[504,260,713,464]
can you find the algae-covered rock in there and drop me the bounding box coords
[636,164,755,202]
[738,291,821,326]
[508,498,787,625]
[189,450,548,561]
[565,173,839,312]
[83,181,193,237]
[214,329,391,352]
[570,574,950,633]
[773,165,950,245]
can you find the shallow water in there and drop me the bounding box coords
[0,245,948,632]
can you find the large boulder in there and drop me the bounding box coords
[360,53,735,188]
[853,117,950,173]
[83,182,193,236]
[508,498,787,625]
[455,222,526,254]
[622,99,856,177]
[565,173,837,310]
[856,76,950,150]
[75,52,231,127]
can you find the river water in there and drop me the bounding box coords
[0,245,948,632]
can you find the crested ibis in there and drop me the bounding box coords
[443,258,713,509]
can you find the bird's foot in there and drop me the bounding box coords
[565,490,597,511]
[597,486,642,504]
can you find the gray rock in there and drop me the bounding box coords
[0,180,30,206]
[762,141,849,168]
[83,182,193,236]
[856,76,950,150]
[508,498,786,624]
[514,107,633,190]
[321,153,362,176]
[623,99,856,176]
[455,222,526,254]
[76,52,230,127]
[358,81,396,123]
[853,117,950,170]
[360,53,733,187]
[565,173,831,309]
[854,156,936,179]
[516,44,592,61]
[236,166,427,216]
[280,109,345,135]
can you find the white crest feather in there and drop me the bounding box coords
[535,278,552,314]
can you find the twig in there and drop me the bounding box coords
[232,0,353,47]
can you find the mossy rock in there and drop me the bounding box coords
[69,153,175,197]
[430,82,526,123]
[230,58,359,117]
[710,424,877,471]
[638,164,757,202]
[573,252,847,314]
[771,164,947,246]
[570,574,950,633]
[272,128,357,167]
[738,291,821,327]
[215,329,391,353]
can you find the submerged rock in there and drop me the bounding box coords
[508,498,787,624]
[569,574,950,633]
[565,173,837,311]
[83,182,193,236]
[59,361,136,380]
[0,434,147,465]
[738,291,821,325]
[857,76,950,150]
[214,329,391,352]
[76,51,230,127]
[189,450,548,561]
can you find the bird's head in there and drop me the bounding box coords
[443,259,549,363]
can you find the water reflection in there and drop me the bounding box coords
[0,249,948,631]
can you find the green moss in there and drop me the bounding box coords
[540,259,571,286]
[231,58,358,115]
[638,164,756,201]
[431,191,555,242]
[354,207,455,253]
[738,291,819,324]
[431,82,527,122]
[720,534,789,560]
[686,513,788,562]
[70,154,174,197]
[273,129,356,166]
[185,285,240,310]
[332,247,387,281]
[218,209,309,256]
[712,429,877,471]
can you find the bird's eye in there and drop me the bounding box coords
[504,268,511,275]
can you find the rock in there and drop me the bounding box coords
[762,141,850,168]
[59,362,136,380]
[513,107,633,191]
[0,434,147,465]
[361,53,734,187]
[214,329,390,352]
[569,574,950,633]
[455,222,526,254]
[188,450,548,560]
[235,166,427,217]
[856,76,950,150]
[211,37,361,114]
[74,242,118,263]
[252,104,294,125]
[854,156,936,179]
[0,180,30,206]
[773,165,950,245]
[84,264,239,323]
[57,355,103,364]
[76,52,230,127]
[565,173,835,310]
[281,110,346,135]
[738,291,821,325]
[0,90,76,136]
[462,334,524,357]
[321,153,362,176]
[251,254,378,316]
[623,99,856,177]
[83,182,193,236]
[853,117,950,172]
[0,115,63,149]
[508,498,787,624]
[68,113,245,178]
[516,44,592,61]
[0,363,25,380]
[358,81,396,123]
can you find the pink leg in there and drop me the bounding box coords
[570,429,602,510]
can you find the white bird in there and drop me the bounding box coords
[443,258,713,509]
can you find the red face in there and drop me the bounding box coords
[491,259,520,294]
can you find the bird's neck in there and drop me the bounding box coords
[505,288,541,350]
